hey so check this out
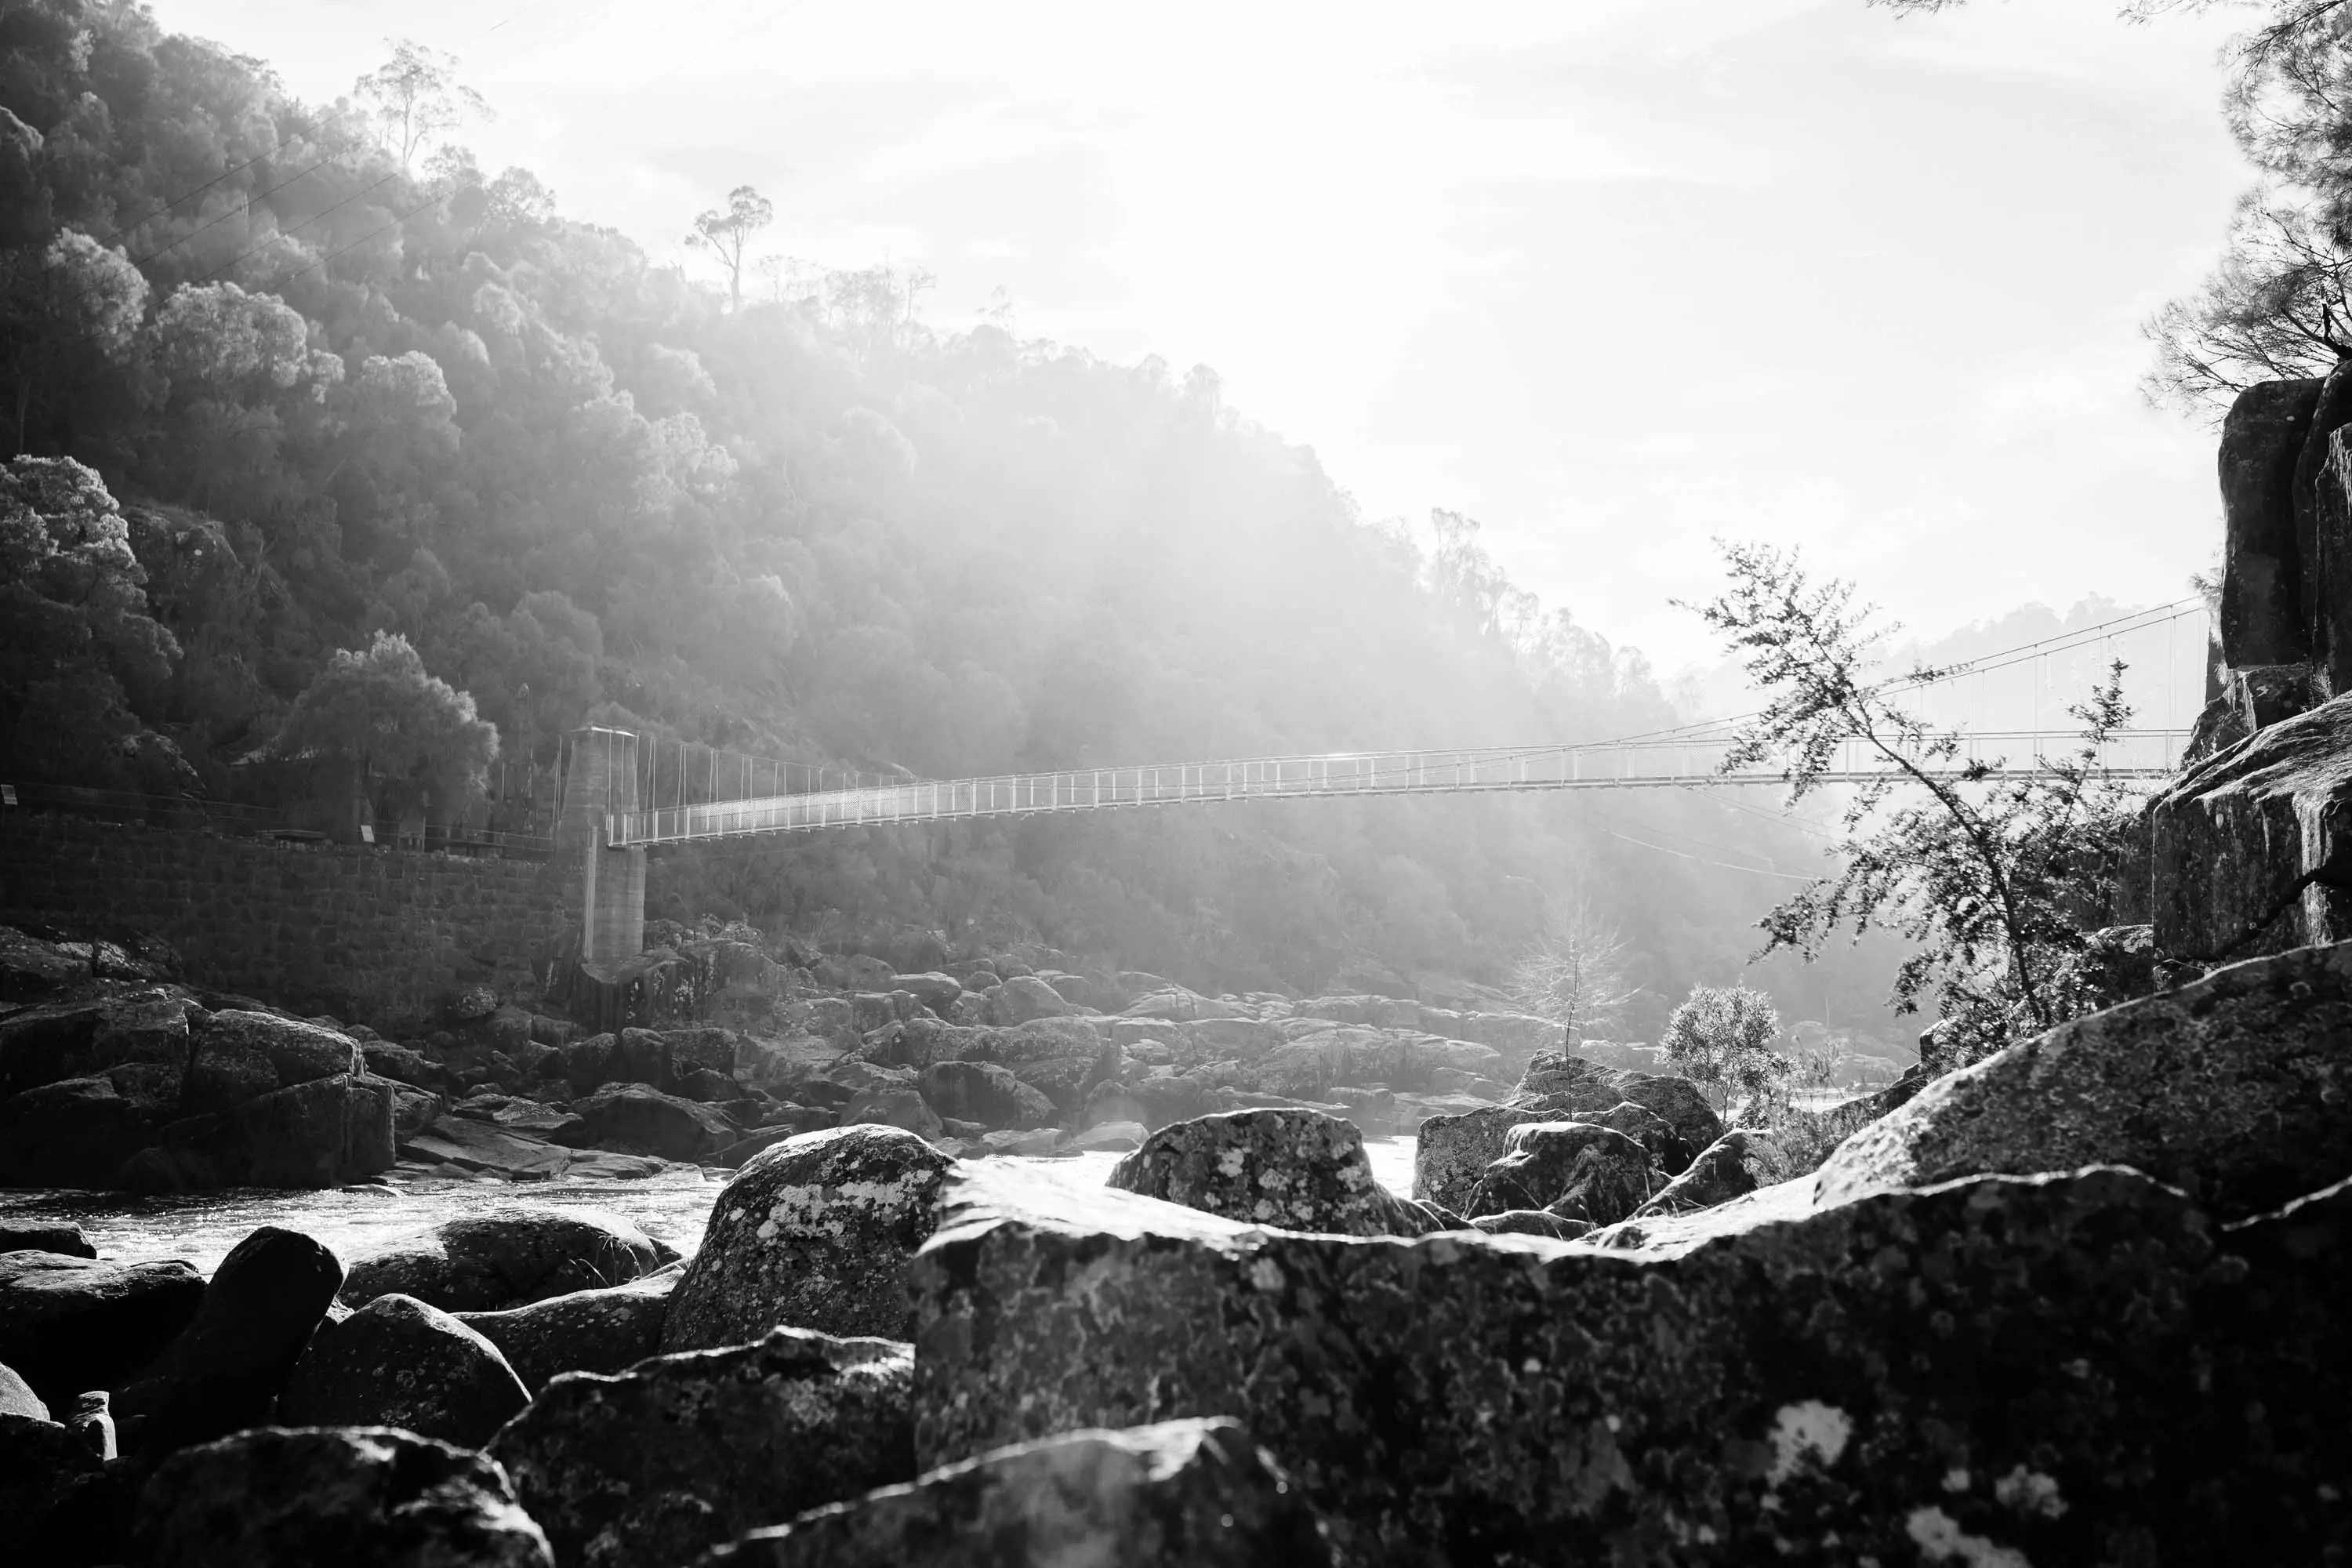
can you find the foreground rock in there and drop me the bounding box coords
[456,1267,681,1392]
[277,1294,531,1447]
[0,1250,205,1409]
[1109,1108,1452,1236]
[132,1425,552,1566]
[718,1417,1331,1566]
[1815,938,2352,1220]
[490,1328,913,1567]
[341,1208,663,1312]
[114,1225,343,1457]
[661,1127,953,1350]
[909,1159,2350,1565]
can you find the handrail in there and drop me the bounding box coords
[607,729,2195,847]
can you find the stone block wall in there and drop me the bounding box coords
[0,811,574,1031]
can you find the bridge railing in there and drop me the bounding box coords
[605,728,2193,848]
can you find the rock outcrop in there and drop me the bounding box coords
[717,1417,1331,1567]
[660,1126,953,1351]
[1813,938,2352,1219]
[488,1328,914,1567]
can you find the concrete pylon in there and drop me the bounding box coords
[558,727,646,969]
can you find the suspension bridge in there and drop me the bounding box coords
[555,598,2212,962]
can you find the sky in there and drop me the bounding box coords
[163,0,2254,674]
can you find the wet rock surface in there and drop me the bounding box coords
[0,1250,205,1409]
[1815,938,2352,1219]
[717,1416,1331,1567]
[277,1292,532,1447]
[341,1207,663,1312]
[1110,1108,1454,1236]
[909,1158,2350,1565]
[455,1266,682,1392]
[132,1425,553,1567]
[661,1126,953,1351]
[489,1327,914,1568]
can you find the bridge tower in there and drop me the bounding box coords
[558,727,647,968]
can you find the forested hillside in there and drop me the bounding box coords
[0,0,1901,1039]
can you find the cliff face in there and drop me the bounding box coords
[2152,363,2352,958]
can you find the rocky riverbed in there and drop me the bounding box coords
[3,921,2346,1564]
[0,1139,1425,1272]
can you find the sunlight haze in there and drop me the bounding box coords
[173,0,2250,669]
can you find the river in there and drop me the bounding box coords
[0,1137,1424,1272]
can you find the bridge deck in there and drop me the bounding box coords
[606,730,2190,847]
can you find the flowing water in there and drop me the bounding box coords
[0,1137,1423,1273]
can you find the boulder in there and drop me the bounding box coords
[131,1425,552,1567]
[1512,1048,1620,1103]
[277,1292,531,1447]
[341,1208,662,1312]
[841,1083,945,1141]
[1108,1109,1452,1236]
[0,989,191,1096]
[1461,1121,1656,1223]
[893,973,964,1014]
[2217,373,2321,670]
[0,1409,108,1559]
[456,1268,682,1392]
[1412,1105,1560,1215]
[1083,1072,1219,1132]
[0,1223,95,1259]
[1600,1073,1723,1160]
[1815,938,2352,1220]
[560,1083,736,1161]
[992,974,1070,1024]
[0,1357,46,1418]
[190,1009,363,1091]
[1574,1098,1698,1177]
[114,1225,343,1456]
[1065,1119,1145,1152]
[915,1061,1054,1131]
[127,1072,396,1190]
[717,1417,1330,1567]
[0,1250,205,1408]
[1631,1129,1796,1219]
[910,1160,2352,1565]
[400,1116,577,1179]
[660,1127,953,1351]
[0,1075,157,1185]
[488,1329,914,1567]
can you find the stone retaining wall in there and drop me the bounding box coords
[0,811,572,1030]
